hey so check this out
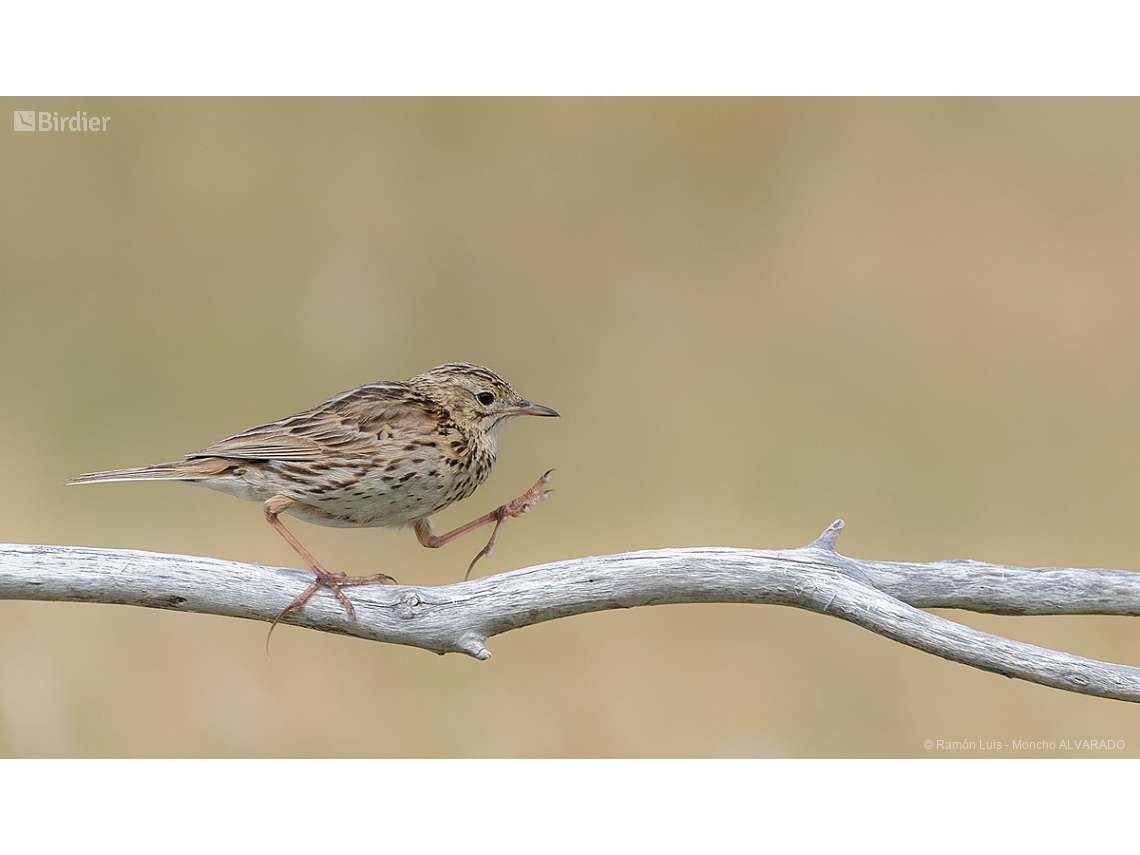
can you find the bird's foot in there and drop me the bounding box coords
[499,469,555,520]
[464,470,555,580]
[267,566,397,651]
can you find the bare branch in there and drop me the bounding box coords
[3,520,1140,702]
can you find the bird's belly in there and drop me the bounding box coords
[193,447,486,529]
[302,478,451,527]
[274,460,473,528]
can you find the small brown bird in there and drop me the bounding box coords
[67,363,558,631]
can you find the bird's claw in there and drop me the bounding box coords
[499,469,555,520]
[266,567,397,655]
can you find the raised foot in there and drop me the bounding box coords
[465,469,555,580]
[501,469,555,519]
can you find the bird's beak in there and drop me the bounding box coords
[508,399,560,418]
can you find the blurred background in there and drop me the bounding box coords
[1,98,1139,757]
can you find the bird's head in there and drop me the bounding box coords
[410,363,559,436]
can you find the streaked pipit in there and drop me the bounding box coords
[68,363,558,633]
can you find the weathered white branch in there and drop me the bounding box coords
[4,521,1140,702]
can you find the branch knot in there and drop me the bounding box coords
[395,591,424,619]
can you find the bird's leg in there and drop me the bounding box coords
[263,495,396,639]
[414,470,554,580]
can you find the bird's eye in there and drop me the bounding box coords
[476,391,495,406]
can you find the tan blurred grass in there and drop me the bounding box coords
[2,98,1140,756]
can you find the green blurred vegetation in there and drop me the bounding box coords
[2,98,1140,756]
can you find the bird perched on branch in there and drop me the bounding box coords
[67,363,559,633]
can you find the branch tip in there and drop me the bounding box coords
[810,519,845,551]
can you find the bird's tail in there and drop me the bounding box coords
[65,458,227,486]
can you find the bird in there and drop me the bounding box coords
[67,362,559,635]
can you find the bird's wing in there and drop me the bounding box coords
[190,428,326,462]
[189,384,442,463]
